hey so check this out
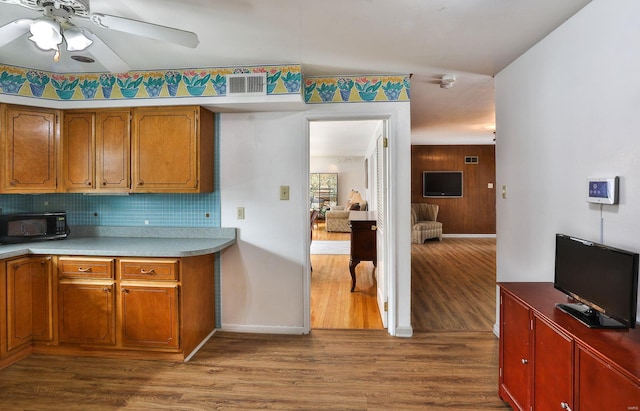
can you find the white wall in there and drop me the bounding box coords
[220,103,412,336]
[495,0,640,325]
[310,156,366,206]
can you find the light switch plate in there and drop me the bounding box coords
[237,207,245,219]
[280,185,290,200]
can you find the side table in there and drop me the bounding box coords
[348,211,377,292]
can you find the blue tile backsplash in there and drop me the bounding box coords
[2,192,220,228]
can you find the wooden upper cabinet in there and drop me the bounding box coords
[132,106,214,193]
[63,111,95,190]
[96,110,131,191]
[63,109,130,193]
[1,105,60,193]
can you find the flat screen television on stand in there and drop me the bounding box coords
[423,171,463,198]
[554,234,639,329]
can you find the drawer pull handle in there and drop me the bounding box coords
[139,269,156,275]
[521,359,528,365]
[560,402,572,411]
[78,267,93,273]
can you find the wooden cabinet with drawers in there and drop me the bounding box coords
[58,257,116,345]
[52,254,214,358]
[118,259,180,349]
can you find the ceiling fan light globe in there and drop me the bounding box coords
[29,18,62,51]
[64,28,93,51]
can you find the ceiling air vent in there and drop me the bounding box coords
[465,156,479,164]
[226,73,267,96]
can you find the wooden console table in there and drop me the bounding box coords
[348,211,377,292]
[498,282,639,411]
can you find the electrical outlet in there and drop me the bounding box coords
[237,207,245,219]
[502,185,507,199]
[280,185,290,200]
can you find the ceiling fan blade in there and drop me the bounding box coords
[83,31,131,73]
[90,13,199,48]
[0,19,33,48]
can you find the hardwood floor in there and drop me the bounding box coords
[312,219,498,332]
[411,238,497,332]
[311,221,383,329]
[0,330,510,410]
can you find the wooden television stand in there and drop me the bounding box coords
[498,282,639,411]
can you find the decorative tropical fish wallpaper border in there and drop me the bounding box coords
[0,64,409,103]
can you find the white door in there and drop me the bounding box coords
[375,126,388,328]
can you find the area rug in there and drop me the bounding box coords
[310,240,350,255]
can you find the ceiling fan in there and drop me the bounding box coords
[0,0,199,72]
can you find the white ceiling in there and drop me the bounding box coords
[0,0,592,152]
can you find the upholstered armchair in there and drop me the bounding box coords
[411,203,443,243]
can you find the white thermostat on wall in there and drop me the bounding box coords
[587,176,619,204]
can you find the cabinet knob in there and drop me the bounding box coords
[371,225,377,231]
[102,286,111,293]
[137,180,144,186]
[10,179,17,186]
[86,181,92,186]
[521,358,528,365]
[122,289,129,294]
[102,180,107,186]
[560,402,572,411]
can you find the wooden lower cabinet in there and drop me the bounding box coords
[499,290,531,411]
[120,284,179,349]
[58,257,116,345]
[576,345,640,411]
[532,315,573,411]
[54,255,213,358]
[499,283,640,411]
[6,256,53,351]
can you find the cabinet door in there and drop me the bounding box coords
[96,110,130,191]
[63,112,95,191]
[132,106,199,192]
[576,345,640,411]
[59,283,115,345]
[533,315,574,411]
[2,106,59,192]
[499,290,531,411]
[6,257,53,351]
[120,285,179,349]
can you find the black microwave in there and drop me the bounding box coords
[0,212,69,244]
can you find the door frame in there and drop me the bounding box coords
[303,114,394,334]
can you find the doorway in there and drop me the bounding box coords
[307,118,388,330]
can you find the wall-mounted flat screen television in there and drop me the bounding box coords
[554,234,639,329]
[423,171,463,197]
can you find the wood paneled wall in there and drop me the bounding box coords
[411,145,496,234]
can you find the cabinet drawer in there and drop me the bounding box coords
[59,258,114,279]
[119,259,179,281]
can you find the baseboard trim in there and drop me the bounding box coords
[221,324,306,335]
[443,234,497,238]
[395,325,413,338]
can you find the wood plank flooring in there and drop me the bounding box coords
[411,238,497,332]
[0,330,510,410]
[312,220,498,332]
